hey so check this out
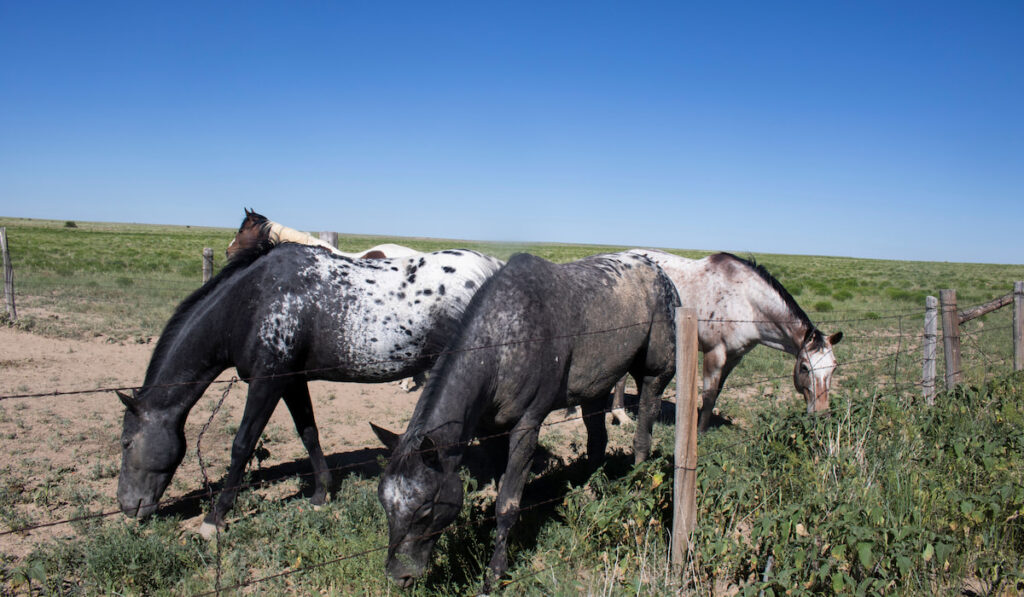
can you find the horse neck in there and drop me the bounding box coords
[408,354,493,465]
[745,280,810,356]
[140,314,231,420]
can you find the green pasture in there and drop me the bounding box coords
[1,216,1023,595]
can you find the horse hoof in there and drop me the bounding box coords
[198,522,221,540]
[610,408,632,426]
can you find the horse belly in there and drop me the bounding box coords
[565,342,634,405]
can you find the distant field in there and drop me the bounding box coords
[2,215,1022,390]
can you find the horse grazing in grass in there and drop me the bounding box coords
[225,208,420,261]
[372,252,679,589]
[615,250,842,431]
[117,242,502,538]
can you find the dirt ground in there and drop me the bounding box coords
[0,326,630,562]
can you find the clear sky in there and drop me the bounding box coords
[1,1,1021,263]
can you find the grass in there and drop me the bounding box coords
[5,377,1023,595]
[2,216,1024,594]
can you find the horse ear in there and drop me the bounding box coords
[829,331,843,345]
[117,390,138,413]
[370,423,402,453]
[419,436,442,471]
[245,207,253,216]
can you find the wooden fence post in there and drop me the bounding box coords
[320,231,338,248]
[202,248,214,284]
[1,227,16,321]
[1014,281,1024,372]
[939,289,961,391]
[922,295,937,405]
[671,307,699,575]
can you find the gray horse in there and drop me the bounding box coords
[117,243,502,538]
[373,251,679,590]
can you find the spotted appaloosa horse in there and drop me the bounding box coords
[225,208,421,261]
[616,250,842,431]
[372,251,679,589]
[117,242,502,538]
[226,209,428,391]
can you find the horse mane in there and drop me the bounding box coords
[712,252,818,339]
[403,255,516,443]
[144,244,267,384]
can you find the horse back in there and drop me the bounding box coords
[457,252,677,409]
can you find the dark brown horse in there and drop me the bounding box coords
[225,209,420,262]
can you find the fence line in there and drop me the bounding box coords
[4,273,1023,592]
[0,321,1007,539]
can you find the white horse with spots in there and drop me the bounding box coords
[619,250,842,430]
[226,210,429,390]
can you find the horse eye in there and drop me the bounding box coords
[799,363,811,374]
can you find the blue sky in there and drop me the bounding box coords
[1,2,1021,263]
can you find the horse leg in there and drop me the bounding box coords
[632,369,675,464]
[485,418,543,591]
[581,398,609,470]
[199,379,283,538]
[698,345,727,432]
[281,381,330,507]
[477,428,510,483]
[610,377,631,425]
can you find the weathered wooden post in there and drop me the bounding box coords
[922,295,937,405]
[1014,281,1024,372]
[202,248,214,284]
[320,231,339,248]
[939,289,961,390]
[671,307,699,574]
[1,227,16,321]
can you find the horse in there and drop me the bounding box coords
[226,209,428,391]
[117,242,503,539]
[613,250,842,431]
[225,208,421,261]
[372,251,679,589]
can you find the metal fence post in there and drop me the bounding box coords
[922,296,937,405]
[1014,281,1024,372]
[939,289,961,390]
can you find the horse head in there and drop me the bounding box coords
[794,330,843,415]
[116,389,187,519]
[226,208,271,261]
[376,430,464,587]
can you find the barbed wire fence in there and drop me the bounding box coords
[1,241,1023,592]
[2,299,1023,592]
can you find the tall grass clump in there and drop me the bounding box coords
[688,375,1024,595]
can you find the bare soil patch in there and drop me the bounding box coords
[0,327,617,563]
[0,327,430,560]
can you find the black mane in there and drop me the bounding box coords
[714,252,819,342]
[143,245,267,385]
